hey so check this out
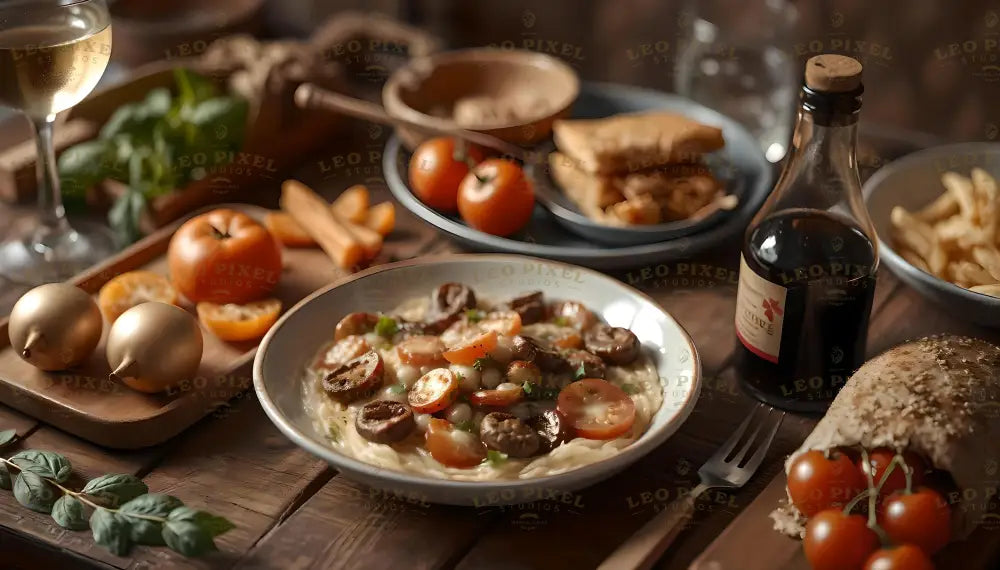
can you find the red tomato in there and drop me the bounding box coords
[457,159,535,237]
[880,487,951,555]
[443,330,498,365]
[425,418,486,468]
[864,545,935,570]
[409,138,485,212]
[469,384,524,407]
[408,368,458,414]
[803,509,880,570]
[556,378,636,440]
[858,448,926,499]
[167,208,283,304]
[396,335,446,367]
[787,449,868,517]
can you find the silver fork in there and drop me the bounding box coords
[599,403,785,570]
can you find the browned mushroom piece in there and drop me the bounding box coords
[526,409,570,453]
[424,283,477,333]
[334,312,379,340]
[584,325,641,365]
[355,400,415,444]
[511,335,569,372]
[504,291,545,325]
[548,300,597,330]
[480,412,541,458]
[563,349,607,379]
[322,349,385,403]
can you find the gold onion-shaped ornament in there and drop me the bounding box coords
[106,302,203,394]
[9,283,103,371]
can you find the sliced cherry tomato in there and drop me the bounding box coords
[556,378,636,440]
[880,487,951,555]
[477,310,522,336]
[548,301,597,331]
[408,368,459,413]
[804,509,880,570]
[396,335,446,366]
[314,335,371,370]
[196,298,282,342]
[470,384,524,407]
[335,312,378,341]
[409,137,485,212]
[457,159,535,237]
[443,330,498,365]
[787,449,868,517]
[425,418,486,468]
[859,448,927,499]
[864,545,935,570]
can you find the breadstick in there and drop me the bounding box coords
[281,180,364,268]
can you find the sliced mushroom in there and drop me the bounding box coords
[480,411,541,458]
[504,291,544,325]
[563,349,607,379]
[334,312,378,340]
[355,400,415,443]
[548,301,596,330]
[526,409,570,453]
[322,349,385,403]
[511,335,569,372]
[422,283,477,333]
[584,325,640,365]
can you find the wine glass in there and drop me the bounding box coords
[0,0,114,285]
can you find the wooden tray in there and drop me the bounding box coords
[690,469,1000,570]
[0,204,346,449]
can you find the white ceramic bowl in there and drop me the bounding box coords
[863,142,1000,327]
[253,254,701,506]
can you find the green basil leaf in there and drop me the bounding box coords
[167,506,235,538]
[485,450,508,466]
[52,495,89,530]
[0,464,11,490]
[188,97,247,149]
[13,471,57,513]
[0,429,16,447]
[163,520,216,557]
[108,189,147,247]
[11,450,72,482]
[119,493,183,517]
[91,507,133,556]
[81,474,148,508]
[374,315,399,338]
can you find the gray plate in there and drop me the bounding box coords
[383,82,774,270]
[863,142,1000,327]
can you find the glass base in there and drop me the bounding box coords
[0,218,117,285]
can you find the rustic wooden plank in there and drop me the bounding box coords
[0,524,112,570]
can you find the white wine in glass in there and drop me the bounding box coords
[0,0,114,285]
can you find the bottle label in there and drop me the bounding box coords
[735,254,787,363]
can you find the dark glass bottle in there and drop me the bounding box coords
[734,54,879,413]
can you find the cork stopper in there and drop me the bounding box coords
[805,54,863,93]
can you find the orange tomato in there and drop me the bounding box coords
[443,330,498,365]
[557,378,636,440]
[396,335,446,366]
[458,159,534,237]
[477,311,522,336]
[469,384,524,407]
[425,418,486,468]
[196,298,282,342]
[168,209,283,304]
[408,368,459,413]
[98,270,178,323]
[409,138,485,212]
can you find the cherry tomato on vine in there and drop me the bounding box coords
[863,544,935,570]
[880,487,951,555]
[858,448,926,498]
[803,509,880,570]
[787,448,868,517]
[409,137,486,212]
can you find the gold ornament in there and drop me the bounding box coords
[8,283,103,371]
[106,302,203,393]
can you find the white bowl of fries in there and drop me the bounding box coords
[863,142,1000,325]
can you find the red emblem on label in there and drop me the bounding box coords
[762,298,783,322]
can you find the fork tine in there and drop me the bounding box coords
[729,407,770,465]
[714,402,761,461]
[741,410,785,474]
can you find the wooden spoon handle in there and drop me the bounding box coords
[597,491,698,570]
[293,83,537,163]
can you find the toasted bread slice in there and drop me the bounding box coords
[549,152,624,216]
[553,112,725,175]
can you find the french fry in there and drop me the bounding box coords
[972,168,999,240]
[335,213,383,258]
[281,180,364,269]
[915,192,959,223]
[941,172,978,222]
[927,240,950,277]
[890,206,935,258]
[949,261,995,287]
[365,202,396,236]
[265,211,316,247]
[899,247,931,273]
[972,246,1000,281]
[970,284,1000,298]
[332,185,370,224]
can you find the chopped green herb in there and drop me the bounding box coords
[552,316,570,327]
[485,450,508,466]
[389,383,407,395]
[455,420,477,433]
[465,309,485,323]
[574,363,587,380]
[522,381,559,401]
[621,383,640,395]
[375,315,399,337]
[472,357,496,371]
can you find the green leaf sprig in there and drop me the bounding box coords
[0,430,233,557]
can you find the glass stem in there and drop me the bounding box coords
[32,115,69,233]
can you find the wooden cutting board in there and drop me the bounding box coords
[690,470,1000,570]
[0,204,348,449]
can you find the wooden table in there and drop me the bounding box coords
[0,122,996,570]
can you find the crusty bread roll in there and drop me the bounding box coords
[772,335,1000,540]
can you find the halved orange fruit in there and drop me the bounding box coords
[98,270,178,323]
[196,298,282,342]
